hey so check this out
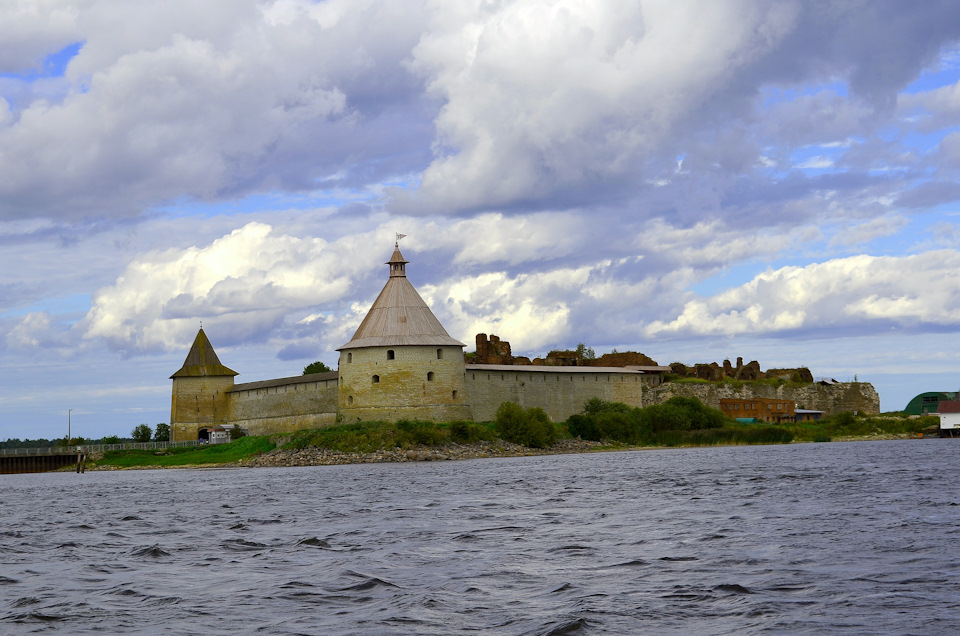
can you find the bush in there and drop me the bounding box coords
[643,396,728,432]
[495,402,557,448]
[597,410,650,444]
[525,407,557,448]
[396,419,446,446]
[566,397,732,445]
[567,413,601,441]
[449,421,493,444]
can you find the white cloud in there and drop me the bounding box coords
[796,155,834,170]
[81,222,363,353]
[403,1,797,213]
[827,215,908,248]
[420,268,587,352]
[0,0,79,72]
[415,211,586,266]
[646,251,960,338]
[0,0,430,221]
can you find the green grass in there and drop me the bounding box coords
[91,410,937,469]
[769,413,935,442]
[648,426,794,447]
[283,419,498,454]
[95,436,275,468]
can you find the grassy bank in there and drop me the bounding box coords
[88,407,938,469]
[93,436,275,468]
[284,419,497,453]
[770,412,936,442]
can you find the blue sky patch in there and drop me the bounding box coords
[0,41,84,81]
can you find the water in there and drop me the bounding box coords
[2,440,959,634]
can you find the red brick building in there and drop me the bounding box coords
[720,398,795,423]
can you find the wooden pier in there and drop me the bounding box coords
[0,448,87,474]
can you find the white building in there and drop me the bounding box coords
[935,400,960,437]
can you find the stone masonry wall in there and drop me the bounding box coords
[170,376,236,442]
[644,381,880,415]
[228,378,338,436]
[465,367,645,422]
[338,345,472,422]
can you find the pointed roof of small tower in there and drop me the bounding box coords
[338,242,465,350]
[170,328,239,378]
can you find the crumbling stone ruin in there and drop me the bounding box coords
[669,357,813,383]
[537,350,581,366]
[473,336,660,367]
[586,351,660,368]
[474,333,514,364]
[472,334,814,384]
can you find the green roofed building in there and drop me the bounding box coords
[903,391,958,416]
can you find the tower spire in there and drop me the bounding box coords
[387,235,409,278]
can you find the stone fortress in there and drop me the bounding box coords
[169,241,879,442]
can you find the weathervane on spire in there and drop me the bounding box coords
[396,232,406,246]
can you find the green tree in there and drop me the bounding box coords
[101,435,121,445]
[132,424,152,442]
[153,423,170,442]
[575,342,596,360]
[494,402,557,448]
[303,361,332,375]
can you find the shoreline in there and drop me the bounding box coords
[86,432,931,471]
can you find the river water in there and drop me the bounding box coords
[2,440,959,634]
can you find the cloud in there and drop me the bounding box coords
[827,215,908,248]
[646,251,960,339]
[0,0,432,221]
[421,268,584,352]
[397,0,960,216]
[81,222,365,354]
[0,0,958,234]
[0,0,79,73]
[5,311,67,351]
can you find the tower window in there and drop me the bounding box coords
[347,352,352,363]
[452,390,458,399]
[427,371,435,381]
[347,395,354,404]
[372,375,380,383]
[437,348,443,360]
[387,350,395,360]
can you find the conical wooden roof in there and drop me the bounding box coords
[170,328,239,378]
[338,244,465,350]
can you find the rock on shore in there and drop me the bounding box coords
[240,438,605,468]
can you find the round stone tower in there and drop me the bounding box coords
[336,241,471,422]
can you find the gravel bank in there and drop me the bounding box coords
[239,438,607,468]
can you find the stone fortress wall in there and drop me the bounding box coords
[227,373,339,435]
[464,366,648,422]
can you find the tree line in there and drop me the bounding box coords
[1,422,171,449]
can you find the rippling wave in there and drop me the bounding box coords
[3,440,960,634]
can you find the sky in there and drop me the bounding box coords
[3,0,960,441]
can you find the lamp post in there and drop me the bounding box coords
[68,409,73,447]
